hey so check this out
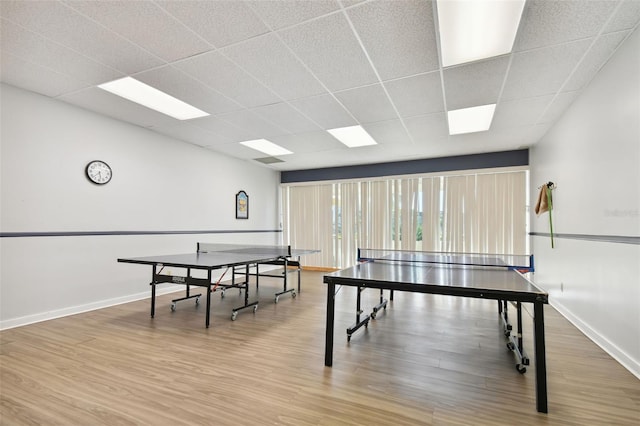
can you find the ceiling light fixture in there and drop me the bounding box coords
[436,0,525,67]
[447,104,496,135]
[98,77,209,120]
[327,125,377,148]
[240,139,293,156]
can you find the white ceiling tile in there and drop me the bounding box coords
[278,11,378,91]
[288,93,357,129]
[151,122,230,147]
[362,120,413,146]
[135,66,241,116]
[270,131,345,154]
[0,0,163,75]
[190,116,254,142]
[157,0,268,48]
[221,33,326,101]
[217,109,288,139]
[59,86,180,128]
[492,95,554,129]
[347,0,439,80]
[384,72,443,118]
[383,73,444,120]
[251,102,322,135]
[564,30,630,92]
[0,51,86,97]
[206,141,257,160]
[538,91,580,124]
[173,51,281,108]
[444,57,510,110]
[1,18,123,85]
[259,150,348,170]
[334,84,398,123]
[342,1,368,7]
[149,122,229,146]
[421,125,545,158]
[247,0,340,30]
[604,0,640,33]
[515,0,618,52]
[404,113,449,145]
[501,39,591,100]
[65,0,211,62]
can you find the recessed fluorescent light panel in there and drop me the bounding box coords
[437,0,525,67]
[327,125,377,148]
[448,104,496,135]
[98,77,209,120]
[240,139,293,156]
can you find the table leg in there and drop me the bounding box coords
[534,301,548,413]
[206,270,212,328]
[150,265,156,318]
[325,282,335,366]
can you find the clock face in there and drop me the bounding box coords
[86,160,112,185]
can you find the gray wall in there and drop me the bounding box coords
[530,28,639,378]
[0,84,281,328]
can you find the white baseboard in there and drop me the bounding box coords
[550,299,640,380]
[0,285,183,331]
[0,265,286,331]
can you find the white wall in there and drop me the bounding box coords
[530,28,640,377]
[0,84,281,329]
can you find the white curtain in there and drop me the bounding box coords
[400,178,420,250]
[285,185,333,267]
[476,172,527,254]
[337,182,360,268]
[421,177,441,251]
[283,170,528,268]
[361,180,393,250]
[443,175,475,252]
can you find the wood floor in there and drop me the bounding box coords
[1,270,638,425]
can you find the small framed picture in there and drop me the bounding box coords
[236,190,249,219]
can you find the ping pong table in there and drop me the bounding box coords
[118,243,318,327]
[323,249,549,413]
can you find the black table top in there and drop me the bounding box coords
[324,261,548,303]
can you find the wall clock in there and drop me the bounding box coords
[85,160,112,185]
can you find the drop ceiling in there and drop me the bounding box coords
[1,0,638,171]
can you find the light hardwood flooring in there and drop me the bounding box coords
[1,271,639,425]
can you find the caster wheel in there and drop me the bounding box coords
[516,365,527,374]
[347,335,351,342]
[253,305,258,313]
[170,303,176,312]
[371,312,377,320]
[275,296,279,304]
[221,291,225,299]
[292,291,297,298]
[195,297,200,306]
[231,312,237,321]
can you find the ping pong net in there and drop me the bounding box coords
[197,243,294,257]
[357,249,534,272]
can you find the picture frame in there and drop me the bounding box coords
[236,190,249,219]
